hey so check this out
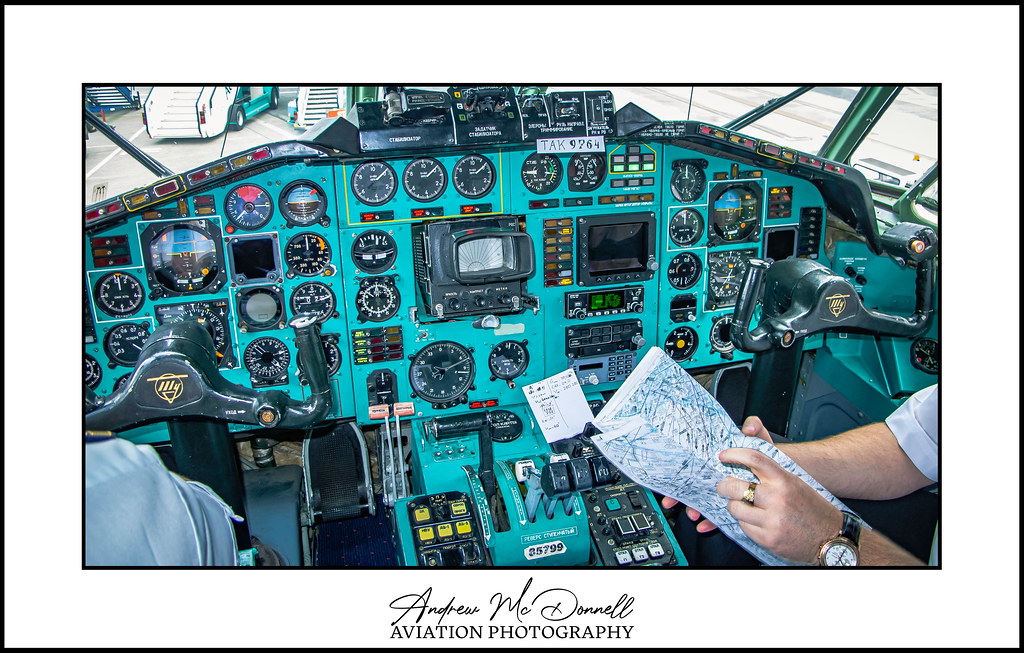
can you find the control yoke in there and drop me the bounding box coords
[731,222,937,352]
[85,315,332,432]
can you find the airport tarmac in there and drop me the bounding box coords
[85,87,305,204]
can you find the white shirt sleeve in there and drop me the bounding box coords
[885,384,938,482]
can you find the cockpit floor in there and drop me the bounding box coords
[315,495,396,566]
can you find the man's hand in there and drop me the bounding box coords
[717,446,841,564]
[660,416,774,533]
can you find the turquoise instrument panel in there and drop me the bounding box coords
[85,89,853,565]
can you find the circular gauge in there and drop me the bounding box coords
[322,337,342,376]
[409,340,476,405]
[224,183,274,231]
[670,162,707,203]
[243,337,291,381]
[351,229,397,274]
[350,161,397,206]
[279,180,328,227]
[708,251,750,305]
[103,322,151,367]
[289,281,337,323]
[667,252,703,290]
[669,208,706,247]
[284,232,332,276]
[402,157,448,202]
[355,276,401,322]
[147,223,221,294]
[567,153,606,192]
[710,184,761,242]
[85,354,103,390]
[157,302,233,365]
[910,337,939,374]
[452,154,496,199]
[295,335,342,377]
[94,271,145,317]
[709,315,735,353]
[488,340,530,381]
[488,409,524,443]
[664,326,699,362]
[113,373,132,393]
[237,287,285,331]
[521,152,563,195]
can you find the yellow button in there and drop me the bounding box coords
[437,523,454,538]
[450,501,468,516]
[456,520,473,535]
[414,507,432,524]
[417,526,435,542]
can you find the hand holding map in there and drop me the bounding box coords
[589,347,859,566]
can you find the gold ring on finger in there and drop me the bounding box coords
[742,481,757,506]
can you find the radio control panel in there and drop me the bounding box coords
[564,286,644,320]
[573,352,636,386]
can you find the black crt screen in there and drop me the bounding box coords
[587,223,647,274]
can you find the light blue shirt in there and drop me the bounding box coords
[884,384,938,565]
[85,437,241,566]
[885,384,938,482]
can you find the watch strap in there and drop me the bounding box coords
[840,510,862,546]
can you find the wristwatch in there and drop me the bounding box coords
[817,510,862,566]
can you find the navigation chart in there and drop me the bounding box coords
[591,347,858,566]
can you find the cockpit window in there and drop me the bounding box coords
[593,86,858,159]
[848,86,938,190]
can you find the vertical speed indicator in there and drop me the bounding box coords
[94,271,145,317]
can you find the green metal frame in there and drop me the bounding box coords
[892,162,939,226]
[817,86,903,163]
[345,86,379,113]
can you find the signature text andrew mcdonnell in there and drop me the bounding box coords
[389,577,635,641]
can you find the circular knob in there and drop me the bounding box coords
[255,405,281,428]
[631,334,646,347]
[497,293,512,305]
[447,298,462,311]
[586,374,599,386]
[474,296,487,307]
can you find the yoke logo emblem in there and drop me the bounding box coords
[826,293,851,318]
[146,373,188,404]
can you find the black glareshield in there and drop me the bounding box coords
[84,317,331,432]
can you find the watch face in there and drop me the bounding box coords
[822,540,859,566]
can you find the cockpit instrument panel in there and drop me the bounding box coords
[85,88,841,446]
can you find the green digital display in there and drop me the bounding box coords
[588,290,624,311]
